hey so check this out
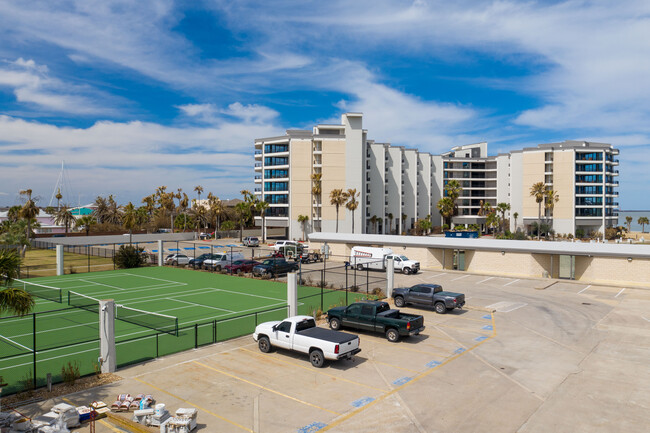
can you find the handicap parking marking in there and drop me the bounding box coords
[481,325,493,331]
[474,336,488,342]
[453,347,466,354]
[425,360,441,368]
[392,377,412,386]
[485,301,527,313]
[299,422,327,433]
[351,397,375,408]
[482,314,492,320]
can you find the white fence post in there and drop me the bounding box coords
[287,272,297,317]
[56,245,64,276]
[386,257,394,298]
[99,299,116,373]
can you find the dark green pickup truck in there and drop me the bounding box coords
[326,301,425,342]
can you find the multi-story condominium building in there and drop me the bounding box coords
[254,113,619,239]
[510,141,619,236]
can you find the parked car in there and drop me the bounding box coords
[203,251,245,271]
[188,253,217,268]
[252,258,299,277]
[392,284,465,314]
[224,259,261,274]
[243,236,260,247]
[164,253,190,266]
[253,315,361,367]
[326,300,425,342]
[272,240,298,251]
[199,232,211,240]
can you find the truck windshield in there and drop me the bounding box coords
[295,319,316,332]
[399,255,409,261]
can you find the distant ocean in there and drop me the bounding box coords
[618,210,650,231]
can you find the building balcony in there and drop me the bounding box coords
[254,187,261,193]
[254,175,262,180]
[255,150,262,155]
[606,181,619,186]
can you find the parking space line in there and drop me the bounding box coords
[239,347,389,393]
[615,288,626,298]
[577,285,591,294]
[430,273,447,278]
[452,274,470,281]
[477,277,494,284]
[132,377,253,432]
[503,278,520,286]
[321,313,497,431]
[194,361,341,415]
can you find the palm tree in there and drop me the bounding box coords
[75,215,96,236]
[513,212,519,231]
[496,202,511,233]
[625,216,633,232]
[142,195,156,220]
[122,202,137,244]
[329,189,347,233]
[530,181,546,240]
[55,189,63,211]
[0,249,34,316]
[235,202,249,242]
[370,215,378,234]
[105,195,122,226]
[486,212,500,234]
[191,203,209,237]
[297,214,309,241]
[93,196,108,224]
[208,194,224,238]
[19,189,39,242]
[54,205,75,235]
[7,205,21,223]
[401,213,407,234]
[437,197,454,228]
[445,179,463,217]
[194,185,204,207]
[256,200,269,242]
[638,216,649,233]
[387,213,394,235]
[545,189,560,223]
[345,188,360,233]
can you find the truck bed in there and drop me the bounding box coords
[298,327,358,344]
[377,309,424,330]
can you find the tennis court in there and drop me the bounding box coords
[0,266,374,394]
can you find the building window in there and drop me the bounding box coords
[264,144,288,153]
[264,156,289,166]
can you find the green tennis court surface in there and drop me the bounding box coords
[0,267,373,394]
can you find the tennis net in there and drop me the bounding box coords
[116,304,178,336]
[68,291,100,313]
[11,278,63,303]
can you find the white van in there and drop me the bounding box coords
[350,246,420,274]
[203,251,245,271]
[273,240,298,251]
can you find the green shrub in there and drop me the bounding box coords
[113,245,147,269]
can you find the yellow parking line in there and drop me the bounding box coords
[239,347,389,393]
[132,377,253,432]
[321,312,497,431]
[193,361,341,416]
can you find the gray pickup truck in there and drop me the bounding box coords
[392,284,465,314]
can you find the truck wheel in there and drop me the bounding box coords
[356,264,363,271]
[394,296,405,308]
[435,302,447,314]
[309,349,325,368]
[172,260,178,266]
[215,265,222,271]
[258,336,272,353]
[329,317,342,330]
[385,328,400,342]
[403,267,411,275]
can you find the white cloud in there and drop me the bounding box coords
[0,58,117,115]
[0,113,283,205]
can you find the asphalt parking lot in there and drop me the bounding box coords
[14,267,650,433]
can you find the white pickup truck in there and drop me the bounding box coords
[253,316,361,367]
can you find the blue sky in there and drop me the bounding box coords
[1,0,649,209]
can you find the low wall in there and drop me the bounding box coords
[311,240,650,287]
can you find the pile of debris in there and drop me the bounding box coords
[0,401,108,432]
